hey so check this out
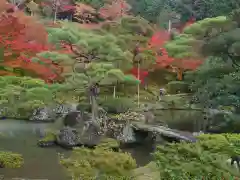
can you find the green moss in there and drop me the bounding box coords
[0,151,24,168]
[38,132,56,143]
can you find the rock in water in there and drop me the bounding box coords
[57,111,102,148]
[29,104,78,122]
[119,125,136,143]
[78,121,102,147]
[56,127,78,148]
[54,104,78,116]
[226,158,240,171]
[63,111,82,127]
[29,107,53,122]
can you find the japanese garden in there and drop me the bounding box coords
[0,0,240,179]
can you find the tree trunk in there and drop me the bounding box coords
[91,95,98,121]
[113,86,116,98]
[168,20,172,32]
[177,68,183,80]
[53,2,58,24]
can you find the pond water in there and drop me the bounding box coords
[153,109,205,132]
[0,120,152,180]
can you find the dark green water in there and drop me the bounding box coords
[0,120,70,180]
[0,120,152,180]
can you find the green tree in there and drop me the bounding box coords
[45,23,142,128]
[0,76,64,118]
[99,69,140,98]
[164,13,240,132]
[128,0,240,25]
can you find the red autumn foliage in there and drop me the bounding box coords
[0,15,48,57]
[40,0,76,13]
[148,20,203,71]
[130,67,148,84]
[148,30,170,48]
[130,18,202,82]
[0,1,62,82]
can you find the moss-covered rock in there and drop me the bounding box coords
[0,151,24,168]
[37,132,56,147]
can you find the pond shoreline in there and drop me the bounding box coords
[0,119,154,179]
[0,118,54,123]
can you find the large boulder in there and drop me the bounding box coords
[29,107,54,122]
[56,127,79,148]
[29,104,77,122]
[56,111,102,148]
[106,111,155,143]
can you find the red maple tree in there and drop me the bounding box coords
[131,18,202,82]
[148,29,202,80]
[0,1,62,82]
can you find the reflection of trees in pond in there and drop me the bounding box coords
[153,109,205,132]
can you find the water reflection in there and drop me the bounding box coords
[0,120,153,179]
[153,109,205,132]
[0,120,69,180]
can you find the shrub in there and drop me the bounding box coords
[0,151,24,168]
[166,81,190,94]
[153,134,240,179]
[59,146,136,180]
[99,97,135,114]
[97,138,120,150]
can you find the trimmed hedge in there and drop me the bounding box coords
[99,97,135,114]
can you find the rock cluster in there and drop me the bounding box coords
[37,108,197,149]
[29,104,78,122]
